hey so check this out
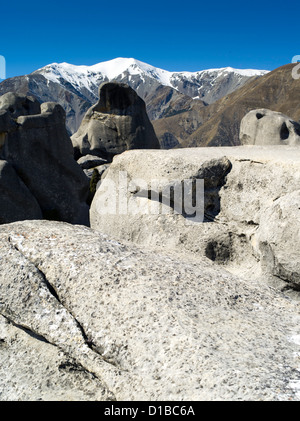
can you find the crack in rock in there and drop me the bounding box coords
[8,235,116,359]
[1,234,148,400]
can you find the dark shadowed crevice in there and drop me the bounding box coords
[280,122,289,140]
[1,314,50,344]
[197,157,233,221]
[7,235,97,353]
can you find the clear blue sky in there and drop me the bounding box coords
[1,0,299,79]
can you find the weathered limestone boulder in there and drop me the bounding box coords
[0,93,41,150]
[257,190,300,288]
[0,220,300,400]
[240,109,300,146]
[71,82,160,161]
[0,160,42,223]
[0,92,41,119]
[0,94,90,225]
[90,146,300,293]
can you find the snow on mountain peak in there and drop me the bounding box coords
[34,57,269,100]
[36,57,269,83]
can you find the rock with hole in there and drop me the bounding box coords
[239,108,300,146]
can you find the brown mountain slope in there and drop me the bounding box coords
[183,63,300,147]
[152,74,262,145]
[154,63,300,148]
[145,84,206,120]
[152,100,207,143]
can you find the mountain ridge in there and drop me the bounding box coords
[34,57,269,99]
[0,57,269,135]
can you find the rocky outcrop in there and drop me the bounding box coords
[0,73,92,135]
[0,160,42,224]
[90,146,300,295]
[0,93,90,225]
[257,190,300,289]
[0,219,300,400]
[240,109,300,145]
[0,92,41,118]
[71,82,160,161]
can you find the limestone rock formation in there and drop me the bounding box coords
[0,220,300,400]
[0,93,90,225]
[0,92,41,119]
[257,190,300,288]
[0,160,42,224]
[90,146,300,295]
[240,109,300,146]
[71,82,160,161]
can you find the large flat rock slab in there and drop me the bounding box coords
[0,220,300,400]
[90,146,300,292]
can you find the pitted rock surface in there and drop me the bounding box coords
[0,220,300,400]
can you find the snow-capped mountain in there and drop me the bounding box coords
[35,57,268,104]
[0,57,268,134]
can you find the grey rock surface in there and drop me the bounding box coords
[77,154,107,170]
[71,82,160,161]
[0,220,300,400]
[0,160,42,224]
[257,190,300,288]
[0,73,91,135]
[0,94,90,225]
[240,109,300,146]
[90,146,300,294]
[0,315,113,401]
[0,92,41,119]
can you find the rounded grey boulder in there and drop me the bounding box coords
[0,92,41,119]
[71,82,160,161]
[240,108,300,146]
